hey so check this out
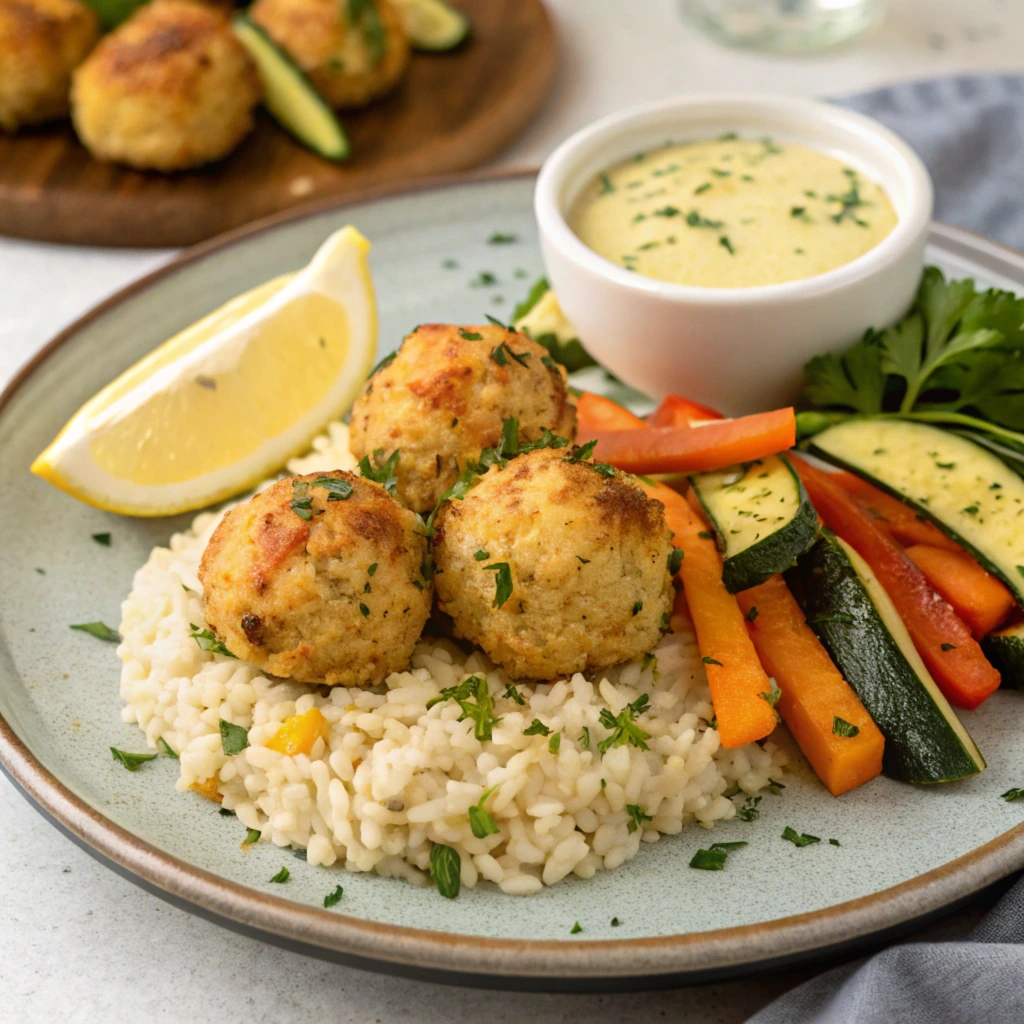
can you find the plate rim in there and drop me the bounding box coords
[3,170,1024,985]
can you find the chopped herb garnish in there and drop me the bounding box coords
[702,656,723,666]
[157,737,178,759]
[324,885,344,907]
[290,480,318,520]
[941,643,957,651]
[719,235,735,255]
[548,732,562,754]
[611,917,621,927]
[564,440,598,464]
[429,675,501,740]
[71,621,119,643]
[668,548,684,575]
[474,549,490,561]
[219,719,249,756]
[490,342,530,367]
[470,271,498,288]
[359,603,370,618]
[110,747,157,772]
[188,624,235,658]
[580,726,591,750]
[244,828,261,844]
[359,448,400,495]
[91,532,112,546]
[523,718,550,737]
[829,838,841,846]
[832,717,860,738]
[659,611,671,631]
[598,694,651,754]
[310,475,354,502]
[689,848,728,870]
[503,682,526,705]
[571,921,583,934]
[269,866,290,883]
[577,555,591,565]
[736,795,761,821]
[598,173,615,195]
[782,826,820,847]
[698,530,715,540]
[219,808,235,818]
[469,784,501,838]
[766,779,785,795]
[459,328,483,341]
[488,232,518,244]
[632,601,643,616]
[759,684,781,709]
[430,844,461,898]
[1001,788,1024,802]
[686,210,723,229]
[694,182,712,195]
[442,258,458,270]
[483,562,513,608]
[745,606,759,622]
[626,804,652,833]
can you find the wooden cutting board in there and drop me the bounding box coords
[0,0,556,248]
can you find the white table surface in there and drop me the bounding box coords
[3,1,1023,1019]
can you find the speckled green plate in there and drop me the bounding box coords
[2,172,1024,992]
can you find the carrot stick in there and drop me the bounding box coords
[575,392,646,434]
[736,577,884,797]
[904,544,1016,639]
[647,394,725,427]
[581,408,796,475]
[830,470,960,551]
[639,479,778,748]
[793,457,1001,710]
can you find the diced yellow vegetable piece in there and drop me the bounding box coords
[266,707,328,756]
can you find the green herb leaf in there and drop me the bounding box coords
[483,562,513,608]
[110,747,157,771]
[503,682,525,705]
[710,841,748,851]
[632,601,643,616]
[469,785,501,838]
[310,475,354,501]
[735,795,761,821]
[358,449,400,495]
[611,916,621,926]
[782,826,821,847]
[668,548,684,575]
[470,271,497,288]
[245,828,261,844]
[269,866,290,883]
[188,624,235,658]
[71,621,120,642]
[157,736,178,759]
[577,555,591,565]
[571,921,583,934]
[832,716,860,738]
[598,173,615,195]
[719,235,735,255]
[488,232,518,244]
[829,838,841,846]
[702,656,723,666]
[324,885,344,907]
[548,731,562,754]
[598,694,651,753]
[1001,787,1024,802]
[689,848,728,870]
[745,606,758,623]
[564,440,598,464]
[580,726,591,750]
[91,532,112,546]
[219,719,249,756]
[523,718,550,737]
[626,804,652,833]
[290,480,318,520]
[430,844,461,898]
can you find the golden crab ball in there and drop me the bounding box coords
[198,471,432,687]
[0,0,98,132]
[249,0,409,110]
[431,448,676,680]
[71,0,261,172]
[349,323,578,514]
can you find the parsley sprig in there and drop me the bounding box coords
[800,267,1024,459]
[427,675,501,741]
[598,695,651,754]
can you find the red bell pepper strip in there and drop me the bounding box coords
[647,394,725,428]
[793,457,1001,710]
[579,408,796,476]
[574,392,646,435]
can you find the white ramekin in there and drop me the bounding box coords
[535,94,933,415]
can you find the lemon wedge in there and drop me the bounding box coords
[32,227,377,517]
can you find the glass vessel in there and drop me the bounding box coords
[683,0,883,52]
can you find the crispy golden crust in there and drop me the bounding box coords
[249,0,408,110]
[432,448,675,680]
[0,0,97,131]
[70,0,260,171]
[198,471,432,686]
[349,324,578,514]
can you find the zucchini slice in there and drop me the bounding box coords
[689,454,818,593]
[983,620,1024,689]
[233,15,350,163]
[809,418,1024,608]
[786,531,985,784]
[391,0,469,51]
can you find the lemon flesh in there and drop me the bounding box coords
[32,226,377,516]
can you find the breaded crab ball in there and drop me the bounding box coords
[249,0,409,110]
[431,447,676,680]
[71,0,260,171]
[0,0,98,132]
[198,471,432,686]
[349,324,578,514]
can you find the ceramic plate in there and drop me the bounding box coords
[2,172,1024,991]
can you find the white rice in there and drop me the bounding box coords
[118,422,786,894]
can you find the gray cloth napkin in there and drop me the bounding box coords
[749,74,1024,1024]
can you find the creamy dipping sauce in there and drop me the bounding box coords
[568,136,898,288]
